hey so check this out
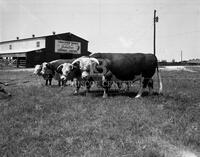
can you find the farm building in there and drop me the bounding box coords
[0,32,90,68]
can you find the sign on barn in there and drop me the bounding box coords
[55,40,81,54]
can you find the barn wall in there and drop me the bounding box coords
[45,33,89,62]
[26,50,46,67]
[0,38,45,52]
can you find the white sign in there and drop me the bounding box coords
[55,40,81,54]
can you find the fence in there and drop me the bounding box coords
[0,59,26,68]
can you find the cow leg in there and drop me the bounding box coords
[102,76,110,98]
[85,80,92,96]
[85,81,91,92]
[103,88,108,98]
[45,80,48,86]
[148,79,154,95]
[73,78,80,94]
[58,80,61,86]
[85,87,90,96]
[135,77,144,98]
[62,80,66,86]
[126,82,130,92]
[60,80,65,87]
[116,81,121,89]
[49,79,52,86]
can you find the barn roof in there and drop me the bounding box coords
[0,32,88,44]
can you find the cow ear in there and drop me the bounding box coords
[73,61,80,68]
[69,64,73,70]
[46,63,52,68]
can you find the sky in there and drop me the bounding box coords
[0,0,200,61]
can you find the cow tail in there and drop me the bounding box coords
[156,61,163,94]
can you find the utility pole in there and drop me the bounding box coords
[181,50,183,62]
[153,10,159,55]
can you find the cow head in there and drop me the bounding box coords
[40,62,48,75]
[71,56,99,79]
[34,64,42,75]
[40,62,54,76]
[57,63,74,81]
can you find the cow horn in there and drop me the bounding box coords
[72,58,82,65]
[89,57,99,64]
[72,57,99,65]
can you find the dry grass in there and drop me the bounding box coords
[0,67,200,157]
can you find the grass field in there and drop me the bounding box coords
[0,67,200,157]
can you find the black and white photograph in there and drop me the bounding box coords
[0,0,200,156]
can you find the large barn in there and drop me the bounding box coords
[0,32,91,68]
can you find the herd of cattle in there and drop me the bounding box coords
[33,53,163,98]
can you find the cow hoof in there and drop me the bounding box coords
[103,94,108,98]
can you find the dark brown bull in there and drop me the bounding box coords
[71,53,163,98]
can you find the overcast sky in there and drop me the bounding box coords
[0,0,200,61]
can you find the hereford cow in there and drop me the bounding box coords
[34,64,54,85]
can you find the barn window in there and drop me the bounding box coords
[9,45,12,50]
[36,41,40,47]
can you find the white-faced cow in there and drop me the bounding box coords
[64,53,163,98]
[60,57,92,94]
[34,64,54,85]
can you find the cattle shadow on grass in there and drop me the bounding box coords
[75,90,159,98]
